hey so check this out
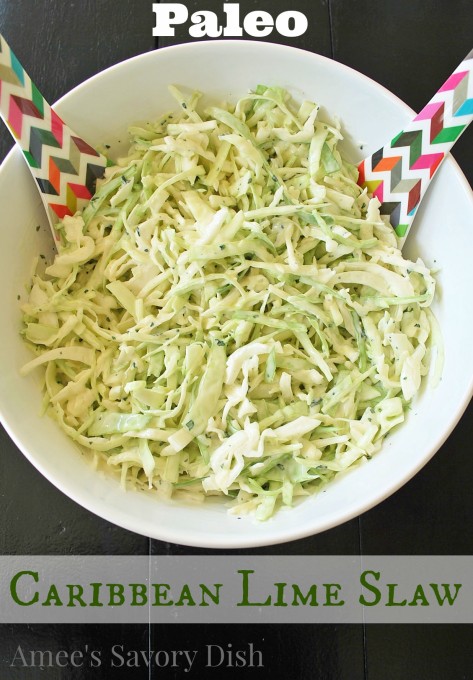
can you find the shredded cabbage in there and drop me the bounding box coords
[21,85,439,521]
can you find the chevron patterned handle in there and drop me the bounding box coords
[358,49,473,242]
[0,34,107,237]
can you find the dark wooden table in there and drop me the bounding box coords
[0,2,472,678]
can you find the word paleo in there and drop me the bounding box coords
[152,3,308,38]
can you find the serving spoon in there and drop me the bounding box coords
[0,33,472,245]
[358,48,473,242]
[0,34,107,240]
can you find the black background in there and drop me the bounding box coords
[0,1,473,678]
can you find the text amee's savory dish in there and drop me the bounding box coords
[20,85,440,520]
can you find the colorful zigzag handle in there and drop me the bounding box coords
[0,34,107,236]
[358,49,473,241]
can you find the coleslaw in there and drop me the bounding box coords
[20,85,438,520]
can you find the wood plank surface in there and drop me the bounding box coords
[0,0,472,677]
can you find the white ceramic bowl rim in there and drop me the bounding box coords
[1,40,473,548]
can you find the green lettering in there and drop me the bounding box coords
[237,570,272,606]
[152,584,173,606]
[10,570,39,606]
[130,584,148,606]
[67,584,87,607]
[107,584,125,606]
[199,584,222,606]
[42,584,63,607]
[324,583,345,606]
[359,570,382,606]
[89,583,104,607]
[274,583,288,607]
[408,585,429,607]
[430,583,462,606]
[386,583,407,607]
[291,584,318,606]
[175,584,196,607]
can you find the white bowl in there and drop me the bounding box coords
[1,41,472,548]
